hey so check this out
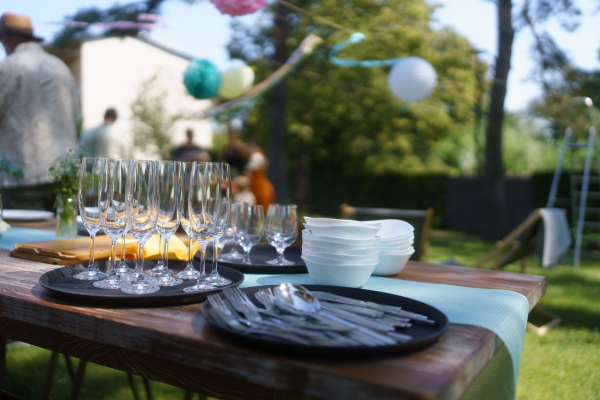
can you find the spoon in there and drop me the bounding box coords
[273,284,397,345]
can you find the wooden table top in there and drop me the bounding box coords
[0,248,546,400]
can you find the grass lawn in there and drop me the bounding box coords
[4,230,599,399]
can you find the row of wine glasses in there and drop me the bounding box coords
[75,157,232,294]
[226,203,298,265]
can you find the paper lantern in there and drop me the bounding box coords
[209,0,266,17]
[184,59,221,100]
[218,66,255,100]
[387,57,437,103]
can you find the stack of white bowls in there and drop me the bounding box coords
[373,220,415,276]
[301,217,381,288]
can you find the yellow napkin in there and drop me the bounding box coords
[122,234,200,261]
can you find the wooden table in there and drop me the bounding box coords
[0,249,546,400]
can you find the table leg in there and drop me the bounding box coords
[69,360,87,400]
[40,352,59,400]
[127,373,142,400]
[142,377,154,400]
[0,336,5,392]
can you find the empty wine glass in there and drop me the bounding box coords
[115,218,134,276]
[206,163,231,286]
[175,162,200,280]
[121,160,160,294]
[74,157,108,281]
[184,162,220,293]
[94,159,129,289]
[150,161,184,287]
[265,204,298,265]
[232,204,264,265]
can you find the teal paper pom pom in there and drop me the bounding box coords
[184,59,221,99]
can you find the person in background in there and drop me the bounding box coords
[218,124,248,176]
[245,140,275,211]
[172,128,206,162]
[79,108,131,159]
[232,175,256,205]
[0,13,79,211]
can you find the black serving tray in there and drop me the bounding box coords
[39,260,244,307]
[202,284,448,358]
[202,243,307,274]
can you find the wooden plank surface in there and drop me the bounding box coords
[0,249,546,400]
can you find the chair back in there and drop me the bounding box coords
[340,204,434,262]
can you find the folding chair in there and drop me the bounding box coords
[474,208,567,336]
[340,204,434,262]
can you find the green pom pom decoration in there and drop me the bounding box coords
[184,59,221,99]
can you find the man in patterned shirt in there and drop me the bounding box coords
[0,13,79,210]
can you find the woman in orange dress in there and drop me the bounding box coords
[245,141,276,212]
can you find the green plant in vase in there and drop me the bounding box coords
[48,148,80,239]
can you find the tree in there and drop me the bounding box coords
[483,0,582,239]
[228,0,487,207]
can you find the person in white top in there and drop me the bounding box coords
[0,13,79,210]
[80,108,131,160]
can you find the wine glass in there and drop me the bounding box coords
[232,204,264,265]
[121,160,160,294]
[206,163,232,286]
[94,159,129,289]
[175,162,200,280]
[184,162,220,293]
[218,226,244,261]
[149,161,184,287]
[74,157,108,281]
[265,204,298,265]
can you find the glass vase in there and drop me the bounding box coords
[56,195,78,239]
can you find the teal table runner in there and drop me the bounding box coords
[0,227,57,250]
[241,273,529,400]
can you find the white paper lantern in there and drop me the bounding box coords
[218,65,255,100]
[387,57,437,103]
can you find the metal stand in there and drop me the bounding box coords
[546,97,600,266]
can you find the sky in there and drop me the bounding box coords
[2,0,600,112]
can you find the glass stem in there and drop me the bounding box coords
[277,248,285,264]
[187,235,192,265]
[201,243,208,278]
[212,237,219,276]
[244,248,251,264]
[164,239,170,272]
[120,230,126,262]
[137,244,146,283]
[110,239,117,277]
[89,232,96,268]
[157,235,163,264]
[136,243,142,274]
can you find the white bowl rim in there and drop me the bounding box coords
[302,256,380,267]
[304,217,382,227]
[302,252,380,261]
[303,246,380,254]
[379,249,415,255]
[302,230,381,243]
[303,223,381,230]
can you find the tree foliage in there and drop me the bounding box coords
[227,0,487,177]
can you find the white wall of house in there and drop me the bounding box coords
[80,36,212,160]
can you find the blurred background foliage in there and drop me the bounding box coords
[227,0,488,178]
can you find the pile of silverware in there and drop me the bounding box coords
[204,283,435,347]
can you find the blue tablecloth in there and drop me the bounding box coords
[0,227,56,250]
[241,273,529,400]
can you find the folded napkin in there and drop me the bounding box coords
[121,234,200,261]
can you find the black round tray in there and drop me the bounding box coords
[202,243,307,274]
[39,260,244,307]
[203,284,448,358]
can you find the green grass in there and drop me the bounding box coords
[4,230,600,399]
[429,230,600,400]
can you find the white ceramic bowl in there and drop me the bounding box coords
[380,233,415,243]
[380,237,414,247]
[372,250,414,276]
[302,257,377,287]
[302,230,381,246]
[302,252,379,265]
[375,220,414,240]
[303,243,379,256]
[304,217,381,227]
[380,246,415,255]
[303,223,381,239]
